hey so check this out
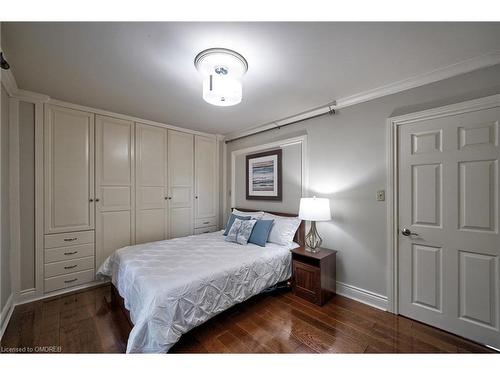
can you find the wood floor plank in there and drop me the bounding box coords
[1,285,495,354]
[258,298,367,353]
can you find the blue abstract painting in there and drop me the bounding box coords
[251,160,275,191]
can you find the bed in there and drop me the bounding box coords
[97,209,304,353]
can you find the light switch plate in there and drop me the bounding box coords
[377,190,385,201]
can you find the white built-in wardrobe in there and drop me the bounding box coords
[43,104,219,294]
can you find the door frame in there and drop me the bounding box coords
[386,94,500,314]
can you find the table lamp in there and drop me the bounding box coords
[298,196,332,252]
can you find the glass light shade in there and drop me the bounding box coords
[298,197,332,221]
[202,75,242,106]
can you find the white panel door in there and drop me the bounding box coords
[398,106,500,348]
[44,105,94,234]
[135,123,168,244]
[168,130,194,238]
[95,115,135,268]
[194,135,217,220]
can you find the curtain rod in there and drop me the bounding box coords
[225,102,337,144]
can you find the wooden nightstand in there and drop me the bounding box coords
[290,246,337,306]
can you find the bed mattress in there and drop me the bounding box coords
[97,230,296,353]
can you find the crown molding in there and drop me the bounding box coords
[225,50,500,142]
[335,49,500,110]
[15,89,50,103]
[0,68,50,103]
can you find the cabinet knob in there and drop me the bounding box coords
[195,196,198,199]
[95,198,100,202]
[89,198,94,202]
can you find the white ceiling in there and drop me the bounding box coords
[3,22,500,134]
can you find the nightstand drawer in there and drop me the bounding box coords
[292,260,321,304]
[291,246,337,306]
[195,217,217,228]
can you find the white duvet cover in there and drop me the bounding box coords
[97,230,295,353]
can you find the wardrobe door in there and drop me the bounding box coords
[194,135,217,224]
[168,130,194,238]
[44,105,94,234]
[135,123,168,244]
[95,115,135,269]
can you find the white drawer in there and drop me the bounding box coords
[195,217,217,228]
[44,269,95,293]
[194,226,218,235]
[45,230,94,249]
[45,243,94,263]
[44,256,94,278]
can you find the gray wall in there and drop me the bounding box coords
[234,142,302,213]
[226,64,500,298]
[1,85,11,311]
[19,101,35,291]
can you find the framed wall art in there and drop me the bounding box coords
[246,149,282,201]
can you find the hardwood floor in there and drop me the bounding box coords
[0,284,495,354]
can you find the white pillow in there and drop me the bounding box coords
[232,209,264,220]
[262,212,301,246]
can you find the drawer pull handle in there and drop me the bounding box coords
[64,265,78,270]
[64,278,78,283]
[203,221,210,224]
[64,238,78,242]
[64,251,78,255]
[203,231,209,233]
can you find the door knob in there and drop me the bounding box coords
[401,228,418,237]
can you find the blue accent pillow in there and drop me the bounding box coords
[248,219,274,247]
[223,214,251,236]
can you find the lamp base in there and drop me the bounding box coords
[305,246,321,253]
[304,221,322,252]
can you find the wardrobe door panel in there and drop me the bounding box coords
[168,130,194,238]
[95,115,134,268]
[136,123,168,243]
[171,186,191,208]
[44,105,94,234]
[136,209,166,244]
[169,130,194,186]
[169,207,193,239]
[97,211,132,266]
[195,136,217,220]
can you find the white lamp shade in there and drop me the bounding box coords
[298,197,331,221]
[202,75,242,106]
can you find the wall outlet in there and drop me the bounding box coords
[377,190,385,201]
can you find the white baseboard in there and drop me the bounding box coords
[0,293,15,341]
[336,281,388,311]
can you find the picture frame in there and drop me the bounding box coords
[246,149,282,201]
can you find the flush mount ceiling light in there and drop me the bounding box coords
[194,48,248,107]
